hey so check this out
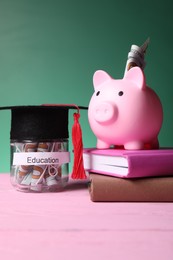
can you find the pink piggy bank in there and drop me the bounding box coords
[88,67,163,150]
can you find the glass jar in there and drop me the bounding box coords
[10,139,70,192]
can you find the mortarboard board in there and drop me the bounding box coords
[0,104,88,181]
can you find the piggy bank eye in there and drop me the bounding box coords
[118,91,123,96]
[96,91,100,96]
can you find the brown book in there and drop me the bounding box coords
[89,173,173,202]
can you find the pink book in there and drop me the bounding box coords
[83,148,173,178]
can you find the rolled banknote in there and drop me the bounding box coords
[124,37,150,75]
[30,142,65,191]
[17,142,38,183]
[30,142,52,191]
[45,142,62,188]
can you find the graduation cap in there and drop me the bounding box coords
[0,104,88,179]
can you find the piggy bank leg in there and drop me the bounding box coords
[151,138,159,149]
[97,139,110,149]
[124,141,144,150]
[144,138,160,149]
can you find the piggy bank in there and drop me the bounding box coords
[88,67,163,150]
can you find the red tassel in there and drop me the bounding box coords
[41,103,87,179]
[71,112,87,179]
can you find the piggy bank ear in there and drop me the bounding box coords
[124,67,146,90]
[93,70,112,90]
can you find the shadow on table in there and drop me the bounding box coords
[64,179,89,191]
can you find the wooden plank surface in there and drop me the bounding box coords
[0,174,173,260]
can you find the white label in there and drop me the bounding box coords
[13,152,70,166]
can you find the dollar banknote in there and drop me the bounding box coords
[124,37,150,75]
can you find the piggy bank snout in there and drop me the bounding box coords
[93,102,118,124]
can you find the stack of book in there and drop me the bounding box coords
[83,148,173,202]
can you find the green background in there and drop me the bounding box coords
[0,0,173,173]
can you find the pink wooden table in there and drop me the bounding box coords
[0,173,173,260]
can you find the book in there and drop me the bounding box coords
[89,173,173,202]
[83,148,173,178]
